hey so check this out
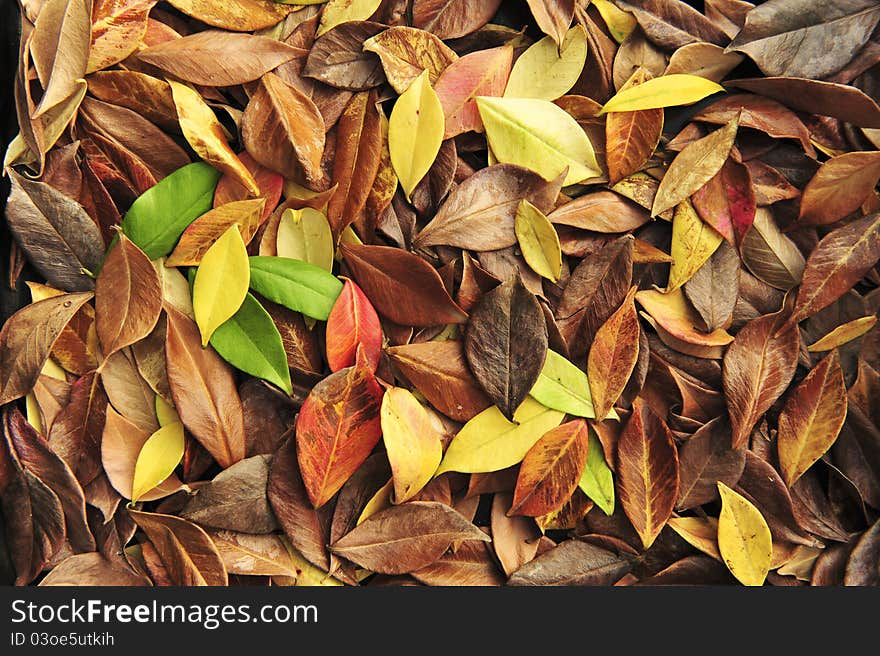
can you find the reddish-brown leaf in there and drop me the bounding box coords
[691,158,756,246]
[412,0,503,40]
[588,287,640,421]
[508,538,632,585]
[799,152,880,226]
[676,416,747,510]
[549,192,651,233]
[616,398,679,549]
[326,278,382,373]
[47,371,108,486]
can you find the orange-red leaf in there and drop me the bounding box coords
[325,278,382,373]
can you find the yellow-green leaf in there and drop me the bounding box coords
[515,199,562,282]
[276,207,334,272]
[592,0,637,43]
[155,395,179,427]
[599,74,724,114]
[476,96,600,185]
[667,199,723,291]
[131,421,185,503]
[193,225,250,347]
[578,428,615,515]
[317,0,382,36]
[381,387,443,503]
[529,349,601,419]
[717,481,772,587]
[389,69,444,200]
[807,316,878,352]
[436,397,565,475]
[504,26,588,101]
[275,540,344,587]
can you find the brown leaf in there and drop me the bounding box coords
[242,73,326,188]
[267,433,331,572]
[166,199,266,267]
[100,347,159,433]
[784,213,880,330]
[88,0,157,74]
[411,540,504,586]
[165,307,246,469]
[129,510,228,586]
[296,355,384,508]
[490,493,542,577]
[180,455,278,534]
[799,152,880,226]
[549,191,651,233]
[616,398,679,549]
[47,371,108,486]
[527,0,575,47]
[676,416,747,510]
[138,31,303,86]
[465,276,548,420]
[412,0,503,40]
[844,519,880,585]
[691,157,756,247]
[163,0,295,32]
[95,233,161,358]
[588,287,640,421]
[208,530,301,578]
[415,164,563,251]
[617,0,727,49]
[341,243,468,326]
[363,26,458,94]
[330,501,489,574]
[0,292,93,406]
[262,300,323,375]
[684,240,740,332]
[723,310,800,449]
[606,70,664,185]
[5,170,105,292]
[40,552,150,586]
[778,350,847,488]
[303,22,386,91]
[327,91,382,237]
[511,420,589,517]
[507,538,632,585]
[739,207,805,291]
[86,69,178,134]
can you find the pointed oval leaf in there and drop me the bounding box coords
[667,199,723,292]
[529,349,601,419]
[515,199,562,282]
[511,419,589,517]
[164,0,295,31]
[600,74,723,114]
[578,427,615,515]
[691,157,756,247]
[477,96,600,185]
[326,279,382,373]
[504,26,587,101]
[296,357,384,507]
[508,538,632,586]
[95,233,162,358]
[276,208,335,272]
[248,256,343,321]
[381,387,443,504]
[412,0,502,40]
[436,397,565,475]
[717,481,772,587]
[636,288,734,357]
[605,71,664,185]
[389,69,444,199]
[740,207,805,291]
[166,198,266,267]
[677,416,747,510]
[363,26,458,95]
[317,0,383,36]
[465,276,548,420]
[209,293,292,394]
[778,350,847,488]
[131,421,185,503]
[807,316,878,352]
[122,162,222,259]
[587,287,640,421]
[193,225,250,347]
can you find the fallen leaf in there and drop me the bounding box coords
[617,0,727,49]
[739,207,805,291]
[716,481,772,586]
[807,316,878,352]
[667,199,723,292]
[587,287,640,420]
[88,0,158,74]
[515,200,562,282]
[248,256,343,321]
[412,0,503,40]
[131,421,184,503]
[578,427,615,515]
[276,208,334,272]
[505,26,587,101]
[363,26,458,94]
[192,225,250,347]
[601,73,723,114]
[326,278,382,373]
[163,0,294,31]
[684,240,740,332]
[508,538,632,585]
[317,0,382,37]
[166,198,266,267]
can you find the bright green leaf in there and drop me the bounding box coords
[529,349,621,419]
[248,256,343,320]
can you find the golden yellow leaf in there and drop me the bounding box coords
[591,0,637,43]
[155,395,179,427]
[515,199,562,282]
[168,80,259,196]
[668,516,721,561]
[356,479,392,525]
[504,26,588,101]
[388,69,444,200]
[477,96,600,185]
[807,315,878,352]
[317,0,382,36]
[600,74,724,114]
[717,481,772,587]
[192,225,250,347]
[436,397,565,475]
[667,199,723,291]
[381,387,443,503]
[276,207,335,272]
[131,421,185,503]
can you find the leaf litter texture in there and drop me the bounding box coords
[2,0,880,588]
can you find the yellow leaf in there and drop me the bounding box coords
[717,481,772,587]
[276,207,335,272]
[168,80,259,196]
[807,315,878,352]
[381,387,443,503]
[436,397,565,475]
[504,26,588,101]
[356,479,392,525]
[317,0,382,36]
[193,225,250,347]
[516,199,562,282]
[668,516,721,561]
[599,74,724,114]
[155,395,179,427]
[388,69,444,200]
[591,0,637,43]
[476,96,600,185]
[131,421,185,503]
[666,199,723,291]
[274,540,344,587]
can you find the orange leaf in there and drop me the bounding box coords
[325,278,382,373]
[587,286,640,420]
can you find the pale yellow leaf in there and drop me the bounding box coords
[515,199,562,282]
[192,225,250,347]
[276,207,335,272]
[807,316,878,352]
[504,26,588,101]
[317,0,382,36]
[600,74,724,114]
[717,481,773,587]
[592,0,637,43]
[356,479,392,525]
[155,395,179,427]
[668,516,721,561]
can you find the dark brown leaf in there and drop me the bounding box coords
[507,538,633,585]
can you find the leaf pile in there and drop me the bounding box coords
[2,0,880,587]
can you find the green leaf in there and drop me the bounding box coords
[599,74,724,114]
[193,225,250,347]
[578,429,615,515]
[248,256,343,320]
[122,162,221,259]
[529,349,620,419]
[131,421,185,503]
[210,293,293,395]
[435,397,565,475]
[476,96,600,185]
